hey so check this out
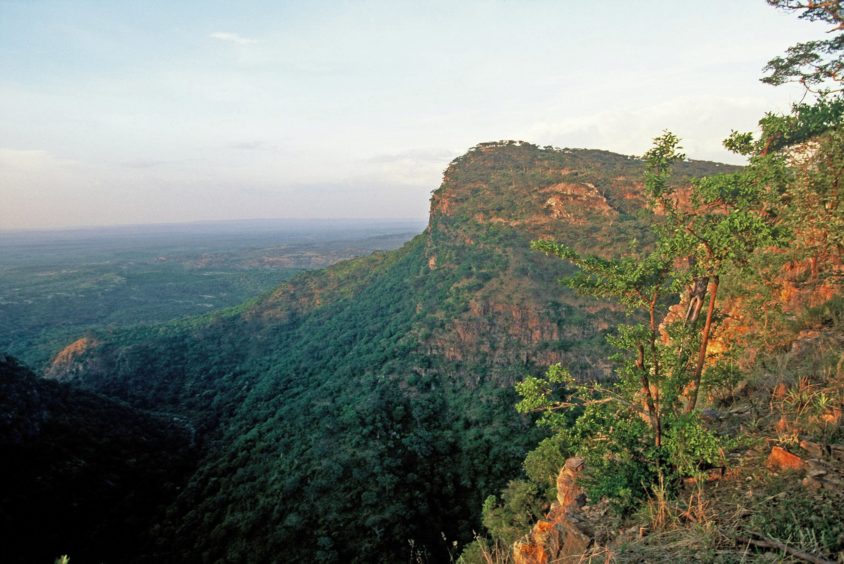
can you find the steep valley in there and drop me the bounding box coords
[6,142,737,562]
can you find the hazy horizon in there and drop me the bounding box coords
[0,216,428,235]
[1,0,824,230]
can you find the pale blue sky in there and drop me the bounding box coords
[0,1,824,229]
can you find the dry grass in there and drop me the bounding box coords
[458,534,514,564]
[612,331,843,563]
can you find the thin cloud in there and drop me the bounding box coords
[229,141,271,151]
[209,32,259,45]
[525,96,776,164]
[358,147,456,188]
[367,148,455,164]
[122,159,169,169]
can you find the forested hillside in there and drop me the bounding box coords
[36,145,730,562]
[0,354,195,563]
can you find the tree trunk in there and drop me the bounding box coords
[685,275,719,413]
[637,343,661,448]
[685,276,709,324]
[648,295,661,447]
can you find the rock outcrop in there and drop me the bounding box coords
[542,182,617,225]
[44,336,100,381]
[513,457,596,563]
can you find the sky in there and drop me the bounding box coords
[0,0,826,230]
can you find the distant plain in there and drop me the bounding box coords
[0,219,425,370]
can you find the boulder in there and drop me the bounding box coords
[766,446,805,471]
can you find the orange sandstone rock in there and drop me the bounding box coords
[557,456,586,510]
[513,457,593,564]
[767,446,806,471]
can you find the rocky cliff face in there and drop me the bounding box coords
[418,142,729,382]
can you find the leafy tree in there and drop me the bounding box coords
[517,1,844,516]
[527,124,784,456]
[762,0,843,94]
[645,133,788,413]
